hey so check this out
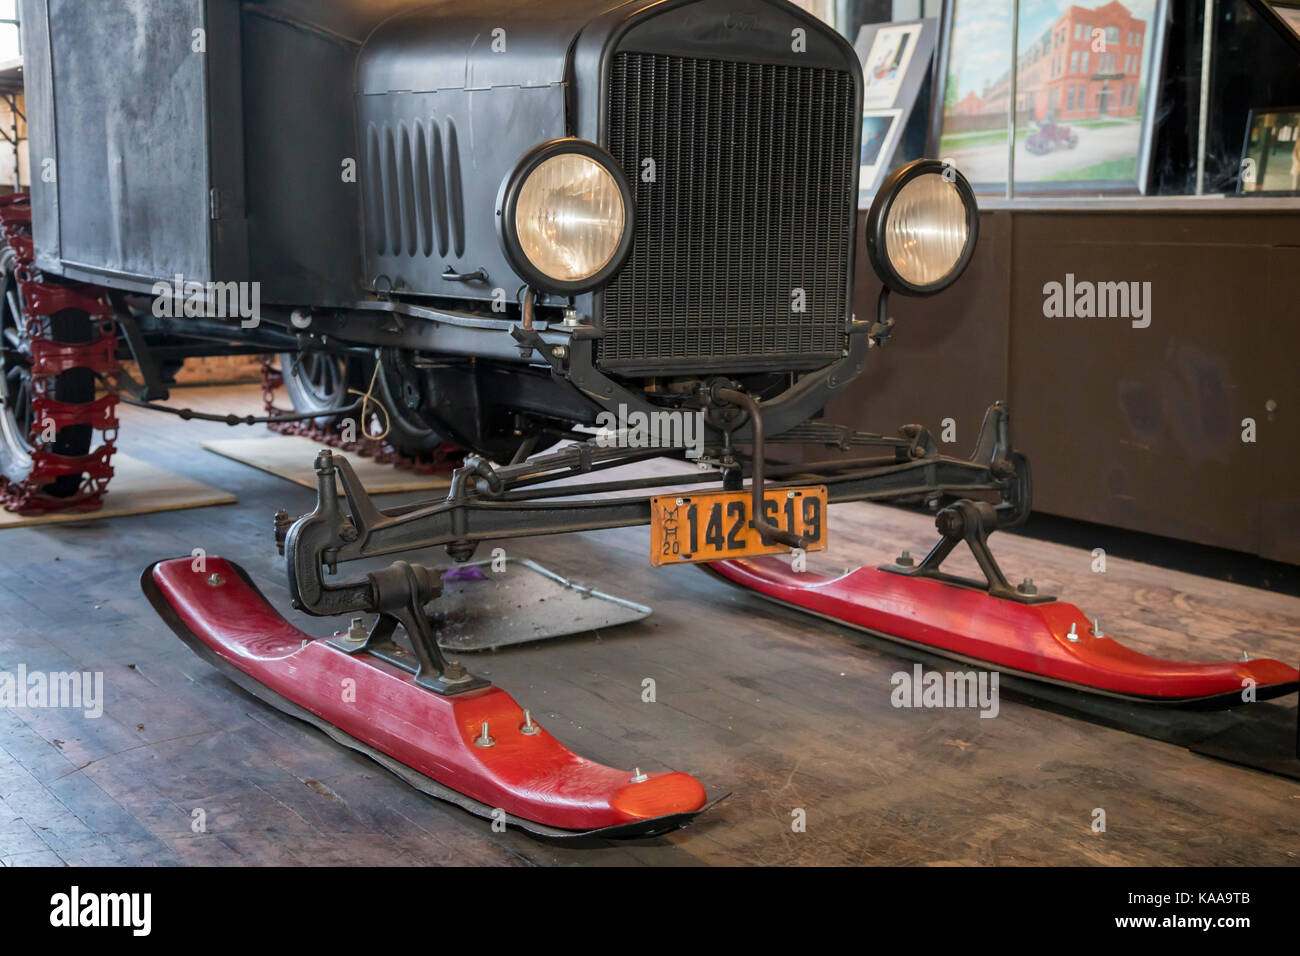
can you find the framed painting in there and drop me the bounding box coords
[931,0,1169,194]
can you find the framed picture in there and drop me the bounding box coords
[930,0,1169,194]
[861,109,904,191]
[855,20,938,203]
[1259,1,1300,46]
[864,23,924,109]
[1238,107,1300,195]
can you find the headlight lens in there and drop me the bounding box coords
[866,159,979,296]
[514,153,627,283]
[883,174,970,288]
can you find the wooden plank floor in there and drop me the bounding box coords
[1,385,1297,866]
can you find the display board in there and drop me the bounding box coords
[854,19,937,200]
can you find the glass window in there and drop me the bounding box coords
[0,0,17,60]
[786,0,837,25]
[930,0,1300,197]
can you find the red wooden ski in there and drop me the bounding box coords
[144,557,711,837]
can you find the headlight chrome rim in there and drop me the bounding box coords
[865,159,979,297]
[496,138,635,296]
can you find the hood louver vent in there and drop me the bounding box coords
[365,118,465,261]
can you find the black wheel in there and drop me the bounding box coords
[278,349,448,458]
[0,246,94,499]
[278,350,360,427]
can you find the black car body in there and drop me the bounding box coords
[14,0,864,462]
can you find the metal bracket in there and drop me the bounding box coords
[881,498,1055,604]
[325,559,490,696]
[111,305,171,401]
[713,384,806,549]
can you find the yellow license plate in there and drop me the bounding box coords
[649,486,828,566]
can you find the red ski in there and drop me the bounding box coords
[708,500,1299,706]
[143,557,711,838]
[708,557,1298,705]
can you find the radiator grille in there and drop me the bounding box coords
[600,52,857,373]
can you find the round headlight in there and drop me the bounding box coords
[497,139,634,295]
[865,159,979,296]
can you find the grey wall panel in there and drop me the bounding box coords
[48,0,212,281]
[241,6,366,305]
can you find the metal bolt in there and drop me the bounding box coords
[562,309,581,327]
[1066,623,1079,642]
[1092,617,1103,639]
[1017,577,1037,596]
[1241,651,1252,662]
[443,660,469,682]
[551,346,566,358]
[896,550,915,567]
[787,491,796,499]
[474,722,496,748]
[520,709,540,736]
[206,573,224,587]
[630,767,648,783]
[675,497,685,506]
[345,618,367,642]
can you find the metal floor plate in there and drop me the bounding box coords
[428,558,652,652]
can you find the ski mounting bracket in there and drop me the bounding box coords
[326,560,490,695]
[881,498,1055,604]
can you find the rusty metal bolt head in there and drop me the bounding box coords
[443,660,469,682]
[935,508,965,537]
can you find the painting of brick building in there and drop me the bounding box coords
[938,0,1162,190]
[1013,2,1147,121]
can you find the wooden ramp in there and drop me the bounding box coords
[201,435,451,494]
[0,454,235,530]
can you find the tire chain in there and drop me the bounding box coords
[0,194,121,515]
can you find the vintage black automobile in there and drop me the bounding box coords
[6,0,1087,835]
[4,0,994,502]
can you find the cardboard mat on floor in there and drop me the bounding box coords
[202,435,451,494]
[0,454,236,529]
